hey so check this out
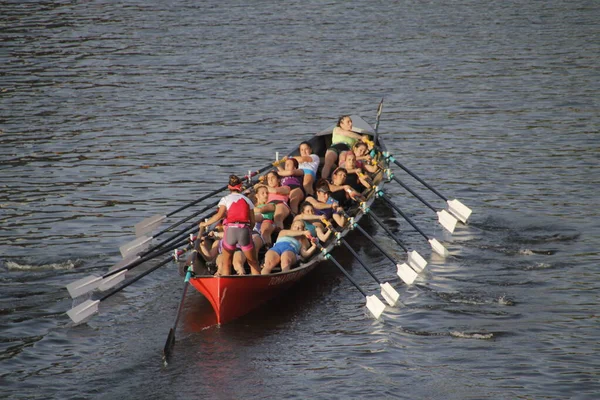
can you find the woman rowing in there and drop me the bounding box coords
[265,170,291,230]
[322,167,366,208]
[277,157,305,215]
[199,175,261,276]
[343,151,372,192]
[293,202,334,243]
[260,219,318,275]
[253,184,276,247]
[304,185,346,227]
[321,115,370,180]
[292,141,320,196]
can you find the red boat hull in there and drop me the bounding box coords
[189,262,320,325]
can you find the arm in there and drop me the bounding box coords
[268,185,291,195]
[333,126,364,141]
[300,238,318,259]
[277,229,311,238]
[305,196,335,210]
[199,205,226,229]
[343,185,366,203]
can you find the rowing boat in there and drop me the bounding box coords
[188,114,389,324]
[64,100,473,363]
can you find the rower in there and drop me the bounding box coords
[321,115,370,179]
[304,186,345,227]
[260,219,318,274]
[199,175,261,276]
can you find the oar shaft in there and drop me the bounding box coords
[109,238,187,278]
[340,239,381,284]
[391,175,437,213]
[99,255,174,302]
[167,185,227,218]
[163,269,192,362]
[366,212,408,253]
[373,99,384,145]
[153,200,220,241]
[389,158,448,202]
[325,253,368,297]
[379,194,430,242]
[163,164,273,219]
[353,224,398,266]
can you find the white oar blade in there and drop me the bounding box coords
[67,299,99,324]
[98,270,127,292]
[397,263,418,285]
[135,214,166,237]
[109,255,141,272]
[407,250,427,273]
[365,295,386,319]
[119,236,152,258]
[437,209,458,234]
[447,199,472,223]
[380,282,400,306]
[429,238,449,258]
[66,275,102,298]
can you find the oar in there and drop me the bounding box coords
[135,186,228,237]
[352,221,425,285]
[66,249,187,324]
[339,239,399,306]
[321,248,386,319]
[388,174,458,233]
[120,200,219,258]
[377,192,449,257]
[67,237,188,298]
[383,152,472,223]
[373,98,384,145]
[163,268,192,364]
[362,209,428,285]
[134,165,273,237]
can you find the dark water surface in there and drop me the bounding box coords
[1,1,599,399]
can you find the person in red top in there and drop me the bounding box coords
[199,175,261,276]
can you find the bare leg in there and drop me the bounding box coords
[261,221,275,247]
[303,174,315,196]
[289,188,304,215]
[273,203,290,230]
[280,251,297,272]
[220,247,234,276]
[242,246,261,275]
[233,251,246,275]
[261,250,281,275]
[321,150,338,180]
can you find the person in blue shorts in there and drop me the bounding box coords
[261,219,318,274]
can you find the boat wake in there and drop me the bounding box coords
[400,327,496,340]
[5,259,81,272]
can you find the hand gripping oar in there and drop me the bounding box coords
[351,220,426,285]
[121,200,219,258]
[67,236,188,298]
[377,192,449,257]
[66,248,188,324]
[361,208,428,285]
[383,152,472,223]
[388,174,458,233]
[163,268,192,364]
[320,247,386,319]
[134,165,273,237]
[339,239,399,306]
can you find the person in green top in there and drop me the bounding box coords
[321,115,369,180]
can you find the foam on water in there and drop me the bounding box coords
[5,260,77,272]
